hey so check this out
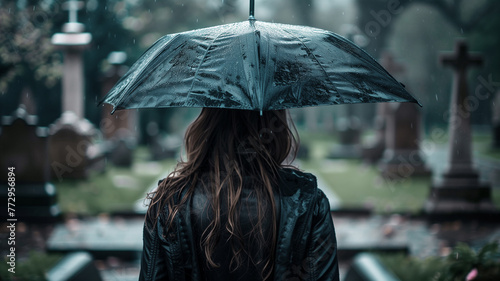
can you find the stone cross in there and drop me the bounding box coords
[440,41,482,177]
[63,0,84,23]
[51,1,91,119]
[426,41,493,213]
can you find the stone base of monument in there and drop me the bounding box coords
[378,149,431,179]
[426,177,497,219]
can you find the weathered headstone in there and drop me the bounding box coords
[48,112,106,180]
[426,41,493,213]
[362,53,405,164]
[378,103,430,179]
[493,90,500,149]
[328,115,362,159]
[0,106,60,220]
[100,52,138,167]
[146,122,180,160]
[109,138,135,167]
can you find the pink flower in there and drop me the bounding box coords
[466,268,478,281]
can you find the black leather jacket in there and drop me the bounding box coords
[139,168,339,281]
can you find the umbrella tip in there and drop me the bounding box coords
[249,0,255,20]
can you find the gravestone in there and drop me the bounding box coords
[100,51,137,141]
[48,112,106,180]
[362,53,405,164]
[426,41,493,213]
[109,138,135,167]
[493,90,500,149]
[51,0,91,119]
[378,103,430,179]
[147,122,180,160]
[362,103,389,164]
[100,52,137,167]
[327,115,362,159]
[0,106,60,220]
[49,3,107,180]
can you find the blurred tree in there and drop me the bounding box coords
[356,0,497,58]
[0,1,64,124]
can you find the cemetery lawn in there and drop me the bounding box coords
[55,147,177,215]
[300,159,432,213]
[299,131,500,213]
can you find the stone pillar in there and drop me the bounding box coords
[51,1,91,119]
[426,41,493,213]
[48,1,106,180]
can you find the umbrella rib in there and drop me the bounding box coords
[281,29,341,98]
[186,30,227,96]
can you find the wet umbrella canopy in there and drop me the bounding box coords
[101,1,420,113]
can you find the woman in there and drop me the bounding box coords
[139,108,339,281]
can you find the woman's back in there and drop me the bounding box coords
[191,173,276,280]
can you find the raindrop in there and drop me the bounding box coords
[133,39,136,44]
[460,28,463,34]
[33,6,35,11]
[435,94,438,101]
[342,11,345,15]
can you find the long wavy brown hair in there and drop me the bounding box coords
[147,108,298,279]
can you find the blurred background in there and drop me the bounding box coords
[0,0,499,280]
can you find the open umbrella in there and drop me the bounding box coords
[101,0,420,114]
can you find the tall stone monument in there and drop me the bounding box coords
[49,1,106,180]
[51,0,91,119]
[426,41,493,213]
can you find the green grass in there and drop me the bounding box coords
[55,147,177,215]
[298,130,500,213]
[300,159,432,213]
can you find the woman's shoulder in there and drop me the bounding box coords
[278,167,319,196]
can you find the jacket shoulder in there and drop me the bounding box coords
[278,167,318,196]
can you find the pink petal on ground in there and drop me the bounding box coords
[466,268,478,281]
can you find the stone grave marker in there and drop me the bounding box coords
[327,115,362,159]
[0,106,60,220]
[109,138,135,167]
[378,102,430,179]
[362,53,405,164]
[51,0,91,120]
[48,112,107,180]
[426,41,493,213]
